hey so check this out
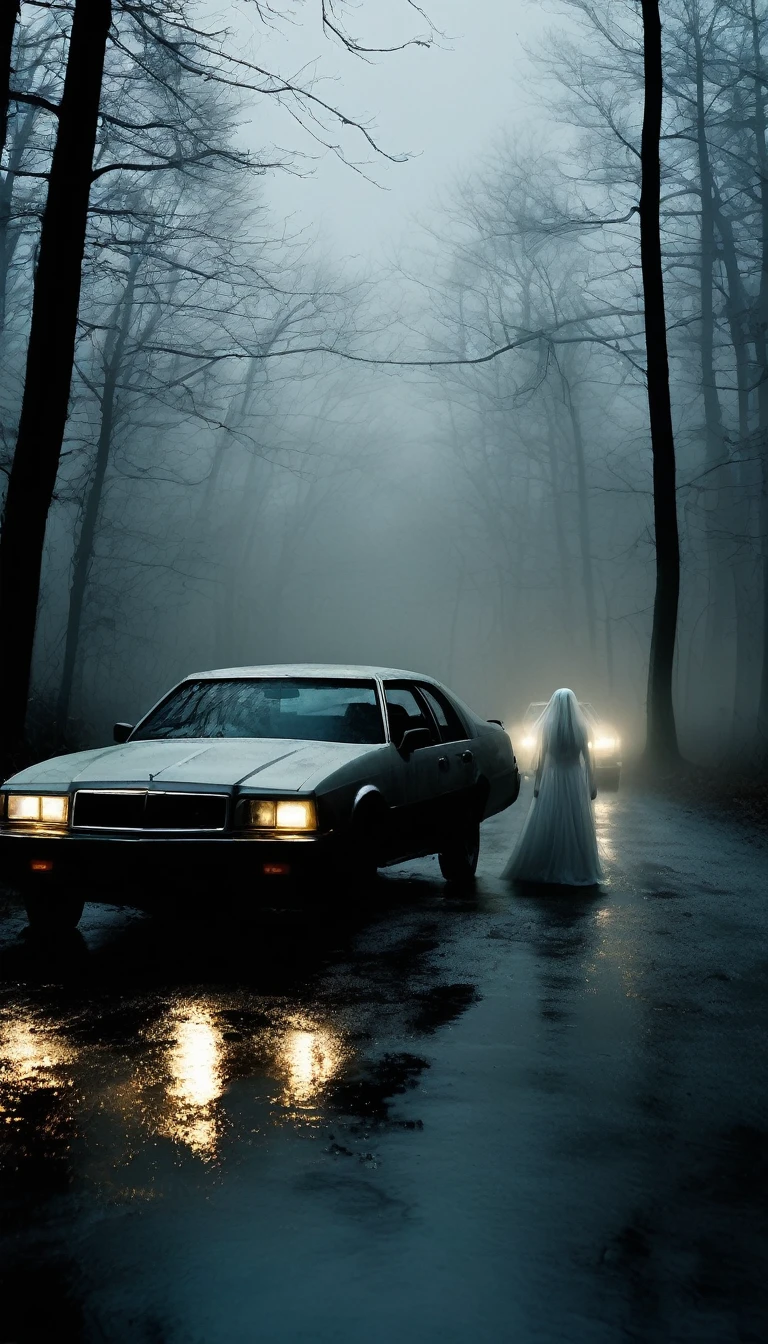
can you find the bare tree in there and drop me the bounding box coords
[0,0,111,772]
[640,0,682,763]
[0,0,433,771]
[0,0,19,161]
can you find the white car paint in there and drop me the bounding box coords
[6,738,390,795]
[2,665,518,832]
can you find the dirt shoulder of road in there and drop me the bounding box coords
[628,761,768,832]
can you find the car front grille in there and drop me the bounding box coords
[72,790,228,832]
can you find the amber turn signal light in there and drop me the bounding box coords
[30,860,54,872]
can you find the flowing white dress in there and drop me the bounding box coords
[503,747,602,887]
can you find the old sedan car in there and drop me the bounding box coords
[513,698,622,789]
[0,665,520,930]
[581,702,622,790]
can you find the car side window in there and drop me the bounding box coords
[384,684,438,747]
[418,685,469,744]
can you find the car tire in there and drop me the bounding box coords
[336,840,379,891]
[438,820,480,884]
[339,794,385,886]
[24,888,85,933]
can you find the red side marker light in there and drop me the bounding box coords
[263,862,290,877]
[30,860,53,872]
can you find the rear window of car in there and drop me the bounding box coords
[133,680,386,744]
[418,684,469,743]
[383,684,439,746]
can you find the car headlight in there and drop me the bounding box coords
[247,798,318,832]
[590,736,619,753]
[521,735,536,750]
[6,794,69,825]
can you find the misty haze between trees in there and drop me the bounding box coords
[0,0,764,779]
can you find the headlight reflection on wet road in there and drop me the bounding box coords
[0,995,351,1171]
[1,1014,73,1085]
[280,1025,346,1108]
[148,1003,348,1155]
[0,1014,76,1156]
[594,796,618,865]
[160,1003,224,1159]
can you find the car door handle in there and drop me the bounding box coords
[459,750,474,764]
[438,756,450,772]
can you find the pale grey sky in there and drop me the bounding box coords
[233,1,545,261]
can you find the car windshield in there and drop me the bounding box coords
[133,679,386,744]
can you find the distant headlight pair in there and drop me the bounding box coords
[589,736,619,752]
[247,798,317,832]
[4,794,69,824]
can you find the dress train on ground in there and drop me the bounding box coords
[503,753,602,887]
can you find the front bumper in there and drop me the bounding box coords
[593,755,622,773]
[0,830,337,901]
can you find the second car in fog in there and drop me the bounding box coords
[512,698,622,789]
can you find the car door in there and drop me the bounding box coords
[382,681,444,856]
[417,683,478,825]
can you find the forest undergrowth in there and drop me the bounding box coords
[633,760,768,830]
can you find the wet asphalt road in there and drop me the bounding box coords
[1,782,767,1344]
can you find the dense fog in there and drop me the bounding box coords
[2,0,766,765]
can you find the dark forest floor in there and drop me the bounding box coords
[632,759,768,831]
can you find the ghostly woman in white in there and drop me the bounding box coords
[503,688,602,887]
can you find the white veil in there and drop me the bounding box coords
[536,688,588,763]
[504,687,600,885]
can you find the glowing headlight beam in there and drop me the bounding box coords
[41,796,69,823]
[250,799,276,828]
[247,798,317,832]
[275,800,316,831]
[7,794,69,825]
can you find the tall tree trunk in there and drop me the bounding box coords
[0,0,111,774]
[543,398,574,629]
[693,22,726,469]
[748,0,768,739]
[561,372,597,653]
[713,189,751,443]
[712,191,756,740]
[213,448,265,663]
[640,0,682,765]
[692,15,731,722]
[197,358,260,523]
[0,103,35,333]
[56,255,140,737]
[195,308,309,526]
[0,0,20,162]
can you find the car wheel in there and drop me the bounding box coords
[24,888,85,933]
[338,794,385,887]
[335,840,379,891]
[438,820,480,884]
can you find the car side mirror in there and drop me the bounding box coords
[398,726,433,757]
[113,722,133,744]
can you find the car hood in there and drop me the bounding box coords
[5,738,378,793]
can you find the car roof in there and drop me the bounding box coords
[187,663,441,683]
